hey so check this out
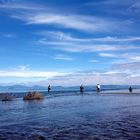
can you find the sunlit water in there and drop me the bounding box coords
[0,93,140,140]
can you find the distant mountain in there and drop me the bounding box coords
[9,85,29,90]
[0,85,47,92]
[31,85,47,90]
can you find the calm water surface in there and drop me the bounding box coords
[0,93,140,140]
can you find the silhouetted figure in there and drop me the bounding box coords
[96,84,101,93]
[80,85,84,93]
[48,85,51,93]
[129,86,133,93]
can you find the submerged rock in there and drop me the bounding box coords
[23,91,44,100]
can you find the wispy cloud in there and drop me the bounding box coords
[103,53,140,71]
[46,70,140,86]
[120,53,140,62]
[37,31,72,41]
[38,31,140,42]
[93,36,140,42]
[0,65,140,85]
[0,66,67,78]
[0,1,133,32]
[0,2,45,10]
[37,31,140,53]
[12,13,120,32]
[85,0,132,6]
[130,56,140,61]
[53,54,73,61]
[110,54,140,77]
[99,53,117,58]
[113,62,140,72]
[52,45,137,53]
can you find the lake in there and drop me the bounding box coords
[0,92,140,140]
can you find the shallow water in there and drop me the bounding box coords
[0,93,140,140]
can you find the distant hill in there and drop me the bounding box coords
[0,85,64,92]
[0,85,47,92]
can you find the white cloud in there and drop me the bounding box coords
[38,38,75,46]
[0,1,136,34]
[46,71,140,86]
[38,31,140,42]
[0,1,131,33]
[37,31,72,41]
[0,66,140,85]
[85,0,132,6]
[93,36,140,42]
[118,53,140,62]
[129,56,140,61]
[12,13,119,32]
[0,66,67,78]
[104,70,122,75]
[37,32,139,53]
[114,62,140,70]
[53,45,137,53]
[0,70,64,78]
[53,54,73,61]
[0,2,45,10]
[99,53,117,58]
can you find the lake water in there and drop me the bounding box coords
[0,92,140,140]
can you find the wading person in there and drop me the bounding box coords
[48,85,51,93]
[96,84,101,93]
[80,85,84,93]
[129,86,133,93]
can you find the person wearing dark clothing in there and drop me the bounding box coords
[129,86,133,93]
[80,85,84,93]
[48,85,51,93]
[96,84,101,93]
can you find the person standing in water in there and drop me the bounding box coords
[48,85,51,93]
[80,85,84,93]
[129,86,133,93]
[96,84,101,93]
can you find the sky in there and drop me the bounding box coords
[0,0,140,86]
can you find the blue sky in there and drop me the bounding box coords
[0,0,140,86]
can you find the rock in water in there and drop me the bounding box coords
[23,91,44,100]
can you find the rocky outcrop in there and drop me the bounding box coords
[23,91,44,100]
